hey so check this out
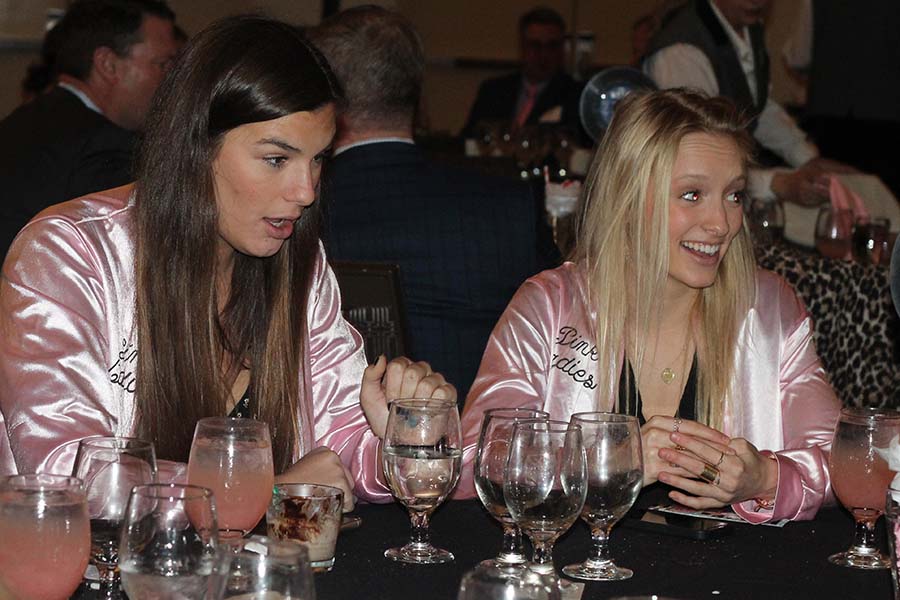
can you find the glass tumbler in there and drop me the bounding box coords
[219,535,315,599]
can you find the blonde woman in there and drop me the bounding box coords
[451,89,841,523]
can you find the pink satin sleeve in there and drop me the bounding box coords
[306,248,391,503]
[0,215,120,477]
[454,275,560,499]
[733,279,840,523]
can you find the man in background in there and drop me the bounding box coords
[0,0,178,261]
[643,0,853,206]
[461,6,583,139]
[310,6,560,404]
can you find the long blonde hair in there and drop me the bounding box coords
[573,89,757,430]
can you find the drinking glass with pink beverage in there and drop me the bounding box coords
[0,474,91,600]
[815,206,854,259]
[188,417,274,537]
[829,407,900,569]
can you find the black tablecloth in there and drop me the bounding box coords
[316,500,890,600]
[72,498,891,599]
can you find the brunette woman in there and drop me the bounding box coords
[0,16,453,506]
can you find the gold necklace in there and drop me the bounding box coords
[660,329,691,385]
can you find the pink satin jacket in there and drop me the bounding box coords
[0,185,392,502]
[457,262,842,522]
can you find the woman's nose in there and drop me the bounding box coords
[702,201,729,236]
[287,170,316,206]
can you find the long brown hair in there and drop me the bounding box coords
[134,16,341,471]
[573,89,757,430]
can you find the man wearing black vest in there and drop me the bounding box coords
[643,0,852,207]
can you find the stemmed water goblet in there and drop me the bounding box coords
[474,407,549,568]
[828,407,900,569]
[0,474,91,600]
[73,436,157,598]
[504,420,587,579]
[118,483,223,599]
[382,398,462,564]
[562,412,643,581]
[188,417,275,538]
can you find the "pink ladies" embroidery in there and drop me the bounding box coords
[550,326,597,389]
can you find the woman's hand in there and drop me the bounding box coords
[359,355,457,439]
[276,446,356,512]
[658,432,779,510]
[641,416,734,486]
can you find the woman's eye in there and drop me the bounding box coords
[680,190,701,202]
[727,190,746,205]
[264,156,287,168]
[312,151,329,165]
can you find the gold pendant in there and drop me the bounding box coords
[661,368,676,384]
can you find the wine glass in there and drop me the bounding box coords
[0,474,90,600]
[504,420,587,578]
[382,398,462,564]
[828,407,900,569]
[562,412,643,581]
[474,407,549,568]
[815,206,854,259]
[458,564,561,600]
[188,417,275,538]
[73,436,157,598]
[747,198,784,245]
[218,535,315,599]
[119,483,223,599]
[852,217,890,265]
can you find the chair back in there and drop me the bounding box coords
[331,261,409,363]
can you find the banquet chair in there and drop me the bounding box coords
[331,261,409,363]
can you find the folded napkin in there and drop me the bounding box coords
[829,174,870,222]
[783,173,899,247]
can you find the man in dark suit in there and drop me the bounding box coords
[311,6,560,403]
[461,6,583,138]
[0,0,178,261]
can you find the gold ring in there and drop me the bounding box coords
[699,464,719,484]
[715,451,726,467]
[673,418,682,434]
[713,471,721,486]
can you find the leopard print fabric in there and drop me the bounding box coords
[756,242,900,408]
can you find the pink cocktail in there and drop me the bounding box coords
[188,417,274,535]
[0,474,91,600]
[832,450,895,515]
[829,407,900,570]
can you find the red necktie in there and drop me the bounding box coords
[514,83,538,129]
